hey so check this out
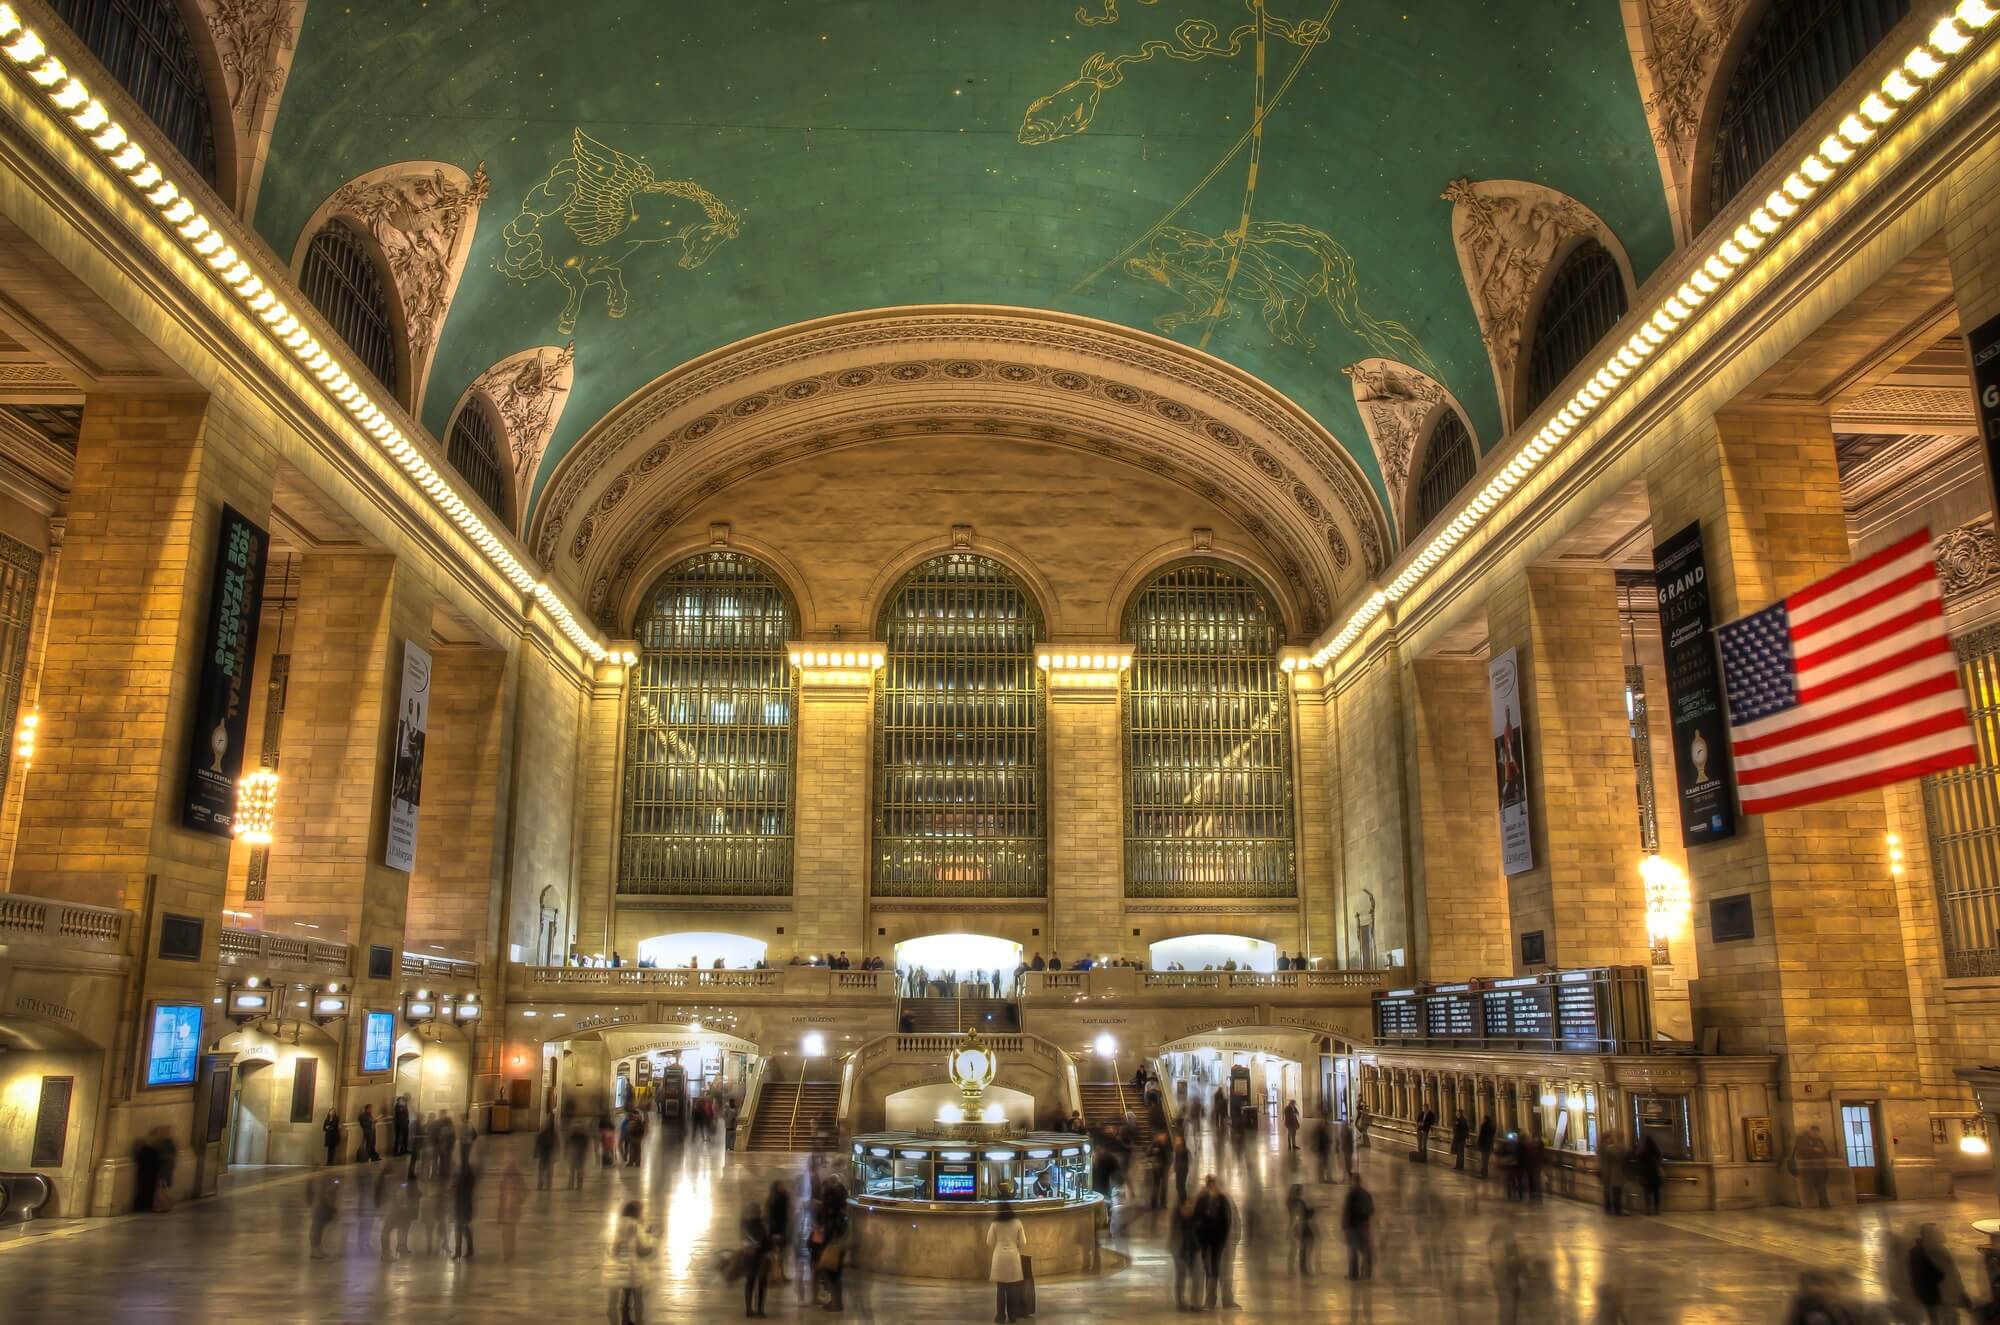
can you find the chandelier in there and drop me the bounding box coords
[1640,854,1690,942]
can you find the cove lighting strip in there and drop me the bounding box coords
[1303,0,1999,672]
[0,5,611,664]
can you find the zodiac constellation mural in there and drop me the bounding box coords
[1021,0,1434,378]
[497,130,741,334]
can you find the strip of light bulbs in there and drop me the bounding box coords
[0,6,612,664]
[1300,0,1997,673]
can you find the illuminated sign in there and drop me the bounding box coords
[145,1003,203,1087]
[362,1011,394,1073]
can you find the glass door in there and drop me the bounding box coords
[1840,1102,1884,1199]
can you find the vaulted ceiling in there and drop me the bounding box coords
[251,0,1673,592]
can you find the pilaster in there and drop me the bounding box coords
[1406,656,1511,980]
[792,673,872,956]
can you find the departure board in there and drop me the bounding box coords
[1375,995,1422,1039]
[1556,977,1602,1047]
[1371,967,1649,1053]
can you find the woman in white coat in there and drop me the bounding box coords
[986,1202,1029,1323]
[606,1199,658,1324]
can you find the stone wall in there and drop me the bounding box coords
[1407,657,1510,981]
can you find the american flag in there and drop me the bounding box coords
[1715,528,1977,816]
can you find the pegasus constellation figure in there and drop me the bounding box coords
[497,129,741,333]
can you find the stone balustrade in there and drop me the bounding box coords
[0,894,128,952]
[1019,966,1397,1001]
[401,952,481,983]
[217,927,351,972]
[509,964,886,998]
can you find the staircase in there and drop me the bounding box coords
[1077,1081,1130,1130]
[899,998,1019,1034]
[745,1080,841,1151]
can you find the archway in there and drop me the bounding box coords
[536,886,562,965]
[215,1024,339,1166]
[892,933,1023,996]
[636,930,769,970]
[1149,933,1278,973]
[392,1024,472,1122]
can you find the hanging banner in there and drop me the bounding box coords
[182,504,268,837]
[1968,311,2000,520]
[1489,647,1534,875]
[384,640,432,871]
[1653,521,1738,845]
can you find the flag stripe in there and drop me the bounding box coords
[1735,649,1959,744]
[1736,725,1976,804]
[1735,706,1973,780]
[1792,589,1942,673]
[1786,529,1932,616]
[1790,565,1936,644]
[1740,743,1980,814]
[1796,633,1955,706]
[1731,672,1966,758]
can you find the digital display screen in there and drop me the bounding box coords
[145,1003,204,1087]
[934,1167,977,1200]
[362,1011,395,1073]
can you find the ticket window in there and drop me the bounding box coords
[1632,1093,1693,1162]
[981,1151,1022,1199]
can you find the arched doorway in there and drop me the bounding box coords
[635,930,768,970]
[892,933,1023,996]
[536,886,561,965]
[1148,933,1278,972]
[392,1024,472,1121]
[216,1024,338,1166]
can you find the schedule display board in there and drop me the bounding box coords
[1371,967,1650,1053]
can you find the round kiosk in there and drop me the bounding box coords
[848,1031,1105,1279]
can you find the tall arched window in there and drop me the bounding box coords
[1412,410,1477,532]
[446,397,509,523]
[1523,240,1627,417]
[621,552,797,896]
[1123,561,1296,897]
[50,0,217,188]
[875,553,1045,897]
[1708,0,1912,217]
[298,219,400,399]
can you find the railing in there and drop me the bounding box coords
[835,971,882,991]
[403,952,480,982]
[523,966,780,989]
[218,927,350,970]
[1036,971,1083,991]
[736,1057,769,1153]
[0,895,128,951]
[1023,967,1398,998]
[1143,972,1221,988]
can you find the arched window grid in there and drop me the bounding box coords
[1708,0,1913,217]
[1122,560,1298,898]
[874,553,1046,899]
[620,552,798,897]
[1412,410,1478,532]
[50,0,217,188]
[446,397,510,523]
[1523,240,1628,418]
[298,219,400,400]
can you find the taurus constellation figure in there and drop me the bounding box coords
[1126,220,1438,375]
[496,130,740,334]
[1018,1,1331,144]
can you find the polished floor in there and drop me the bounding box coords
[2,1122,1994,1322]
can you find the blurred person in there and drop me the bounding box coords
[1489,1228,1527,1325]
[535,1116,558,1189]
[1287,1182,1318,1275]
[1341,1172,1374,1281]
[1790,1125,1833,1210]
[766,1179,794,1284]
[1477,1112,1496,1179]
[1450,1111,1470,1171]
[1600,1130,1628,1216]
[392,1093,411,1156]
[1632,1130,1664,1215]
[1592,1278,1632,1325]
[1414,1101,1436,1162]
[1194,1175,1232,1308]
[1354,1100,1371,1149]
[322,1108,343,1167]
[606,1199,658,1324]
[380,1177,417,1261]
[1910,1222,1971,1324]
[496,1159,523,1260]
[458,1111,476,1172]
[356,1103,381,1162]
[1783,1270,1853,1325]
[433,1111,458,1181]
[567,1118,590,1188]
[1284,1098,1302,1150]
[1173,1132,1192,1205]
[1171,1195,1201,1311]
[407,1114,427,1181]
[599,1112,617,1170]
[1313,1119,1334,1183]
[741,1198,775,1317]
[1338,1117,1356,1182]
[986,1201,1029,1323]
[306,1173,339,1259]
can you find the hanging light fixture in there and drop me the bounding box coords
[1640,854,1690,943]
[235,555,291,845]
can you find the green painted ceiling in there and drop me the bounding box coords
[256,0,1674,527]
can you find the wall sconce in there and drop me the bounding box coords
[455,992,480,1020]
[1888,833,1905,877]
[404,991,437,1025]
[310,981,348,1023]
[1640,854,1690,942]
[227,980,271,1022]
[14,708,36,765]
[235,766,280,844]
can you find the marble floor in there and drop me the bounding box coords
[2,1125,1994,1323]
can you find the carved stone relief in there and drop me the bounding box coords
[195,0,308,216]
[1937,516,2000,603]
[297,161,490,412]
[1620,0,1750,240]
[1343,357,1470,535]
[1440,178,1627,426]
[455,342,576,529]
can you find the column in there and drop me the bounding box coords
[1486,566,1650,971]
[1046,672,1125,960]
[1645,407,1943,1200]
[404,645,509,962]
[498,640,589,964]
[1407,656,1512,979]
[572,658,626,957]
[792,671,871,956]
[13,391,277,1212]
[1331,635,1413,967]
[1293,666,1340,965]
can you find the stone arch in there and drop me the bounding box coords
[1440,179,1637,432]
[290,159,491,415]
[863,532,1062,643]
[450,342,576,535]
[442,391,516,533]
[534,307,1390,637]
[1619,0,1761,245]
[616,532,819,640]
[1104,537,1305,641]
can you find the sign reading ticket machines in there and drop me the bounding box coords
[1489,647,1535,875]
[1653,520,1738,846]
[384,640,431,871]
[183,504,268,836]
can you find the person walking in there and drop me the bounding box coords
[766,1179,794,1285]
[1476,1113,1497,1180]
[356,1104,381,1163]
[380,1177,417,1261]
[407,1114,427,1181]
[434,1112,457,1182]
[1600,1131,1628,1215]
[497,1160,524,1260]
[1287,1182,1318,1275]
[986,1202,1029,1323]
[322,1109,343,1167]
[1908,1221,1970,1324]
[1193,1175,1232,1310]
[392,1093,411,1156]
[1790,1125,1833,1210]
[131,1131,164,1213]
[535,1116,558,1189]
[1337,1117,1356,1182]
[567,1119,590,1189]
[1312,1120,1333,1183]
[1451,1112,1471,1171]
[1340,1174,1374,1281]
[1632,1131,1664,1215]
[307,1174,340,1259]
[606,1199,658,1325]
[1354,1100,1372,1149]
[1172,1133,1192,1205]
[1414,1102,1437,1163]
[741,1199,776,1317]
[1171,1195,1202,1312]
[1283,1099,1301,1150]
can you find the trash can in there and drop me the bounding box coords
[488,1102,512,1134]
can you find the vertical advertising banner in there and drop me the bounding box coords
[1489,647,1535,875]
[1652,521,1738,845]
[1968,311,2000,520]
[182,505,268,836]
[384,640,432,871]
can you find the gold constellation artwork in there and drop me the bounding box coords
[496,130,741,334]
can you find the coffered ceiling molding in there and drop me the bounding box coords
[534,306,1392,632]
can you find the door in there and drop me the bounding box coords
[230,1061,271,1166]
[1840,1102,1886,1199]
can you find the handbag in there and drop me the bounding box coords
[1012,1254,1036,1317]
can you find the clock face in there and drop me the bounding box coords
[954,1049,990,1081]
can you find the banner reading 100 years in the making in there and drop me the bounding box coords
[383,640,432,872]
[1489,647,1535,875]
[182,504,268,836]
